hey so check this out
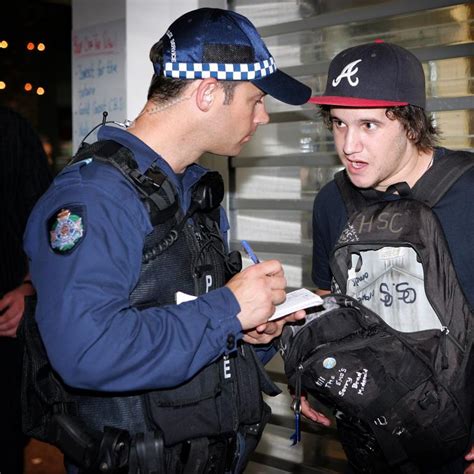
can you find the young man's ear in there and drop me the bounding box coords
[196,78,218,111]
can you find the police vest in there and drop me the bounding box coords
[20,140,280,473]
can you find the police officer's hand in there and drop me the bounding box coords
[0,282,35,337]
[226,259,287,330]
[243,310,306,344]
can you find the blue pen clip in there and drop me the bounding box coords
[290,374,302,446]
[241,240,260,264]
[290,411,301,446]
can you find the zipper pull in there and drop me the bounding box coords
[290,367,303,445]
[440,326,449,370]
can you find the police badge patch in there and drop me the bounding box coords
[48,205,86,254]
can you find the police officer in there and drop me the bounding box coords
[23,8,311,474]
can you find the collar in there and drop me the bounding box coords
[97,125,210,204]
[97,125,168,175]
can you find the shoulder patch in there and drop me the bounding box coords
[48,205,86,254]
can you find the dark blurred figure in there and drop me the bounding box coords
[0,106,52,473]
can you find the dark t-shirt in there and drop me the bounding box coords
[312,147,474,308]
[0,106,52,295]
[0,108,51,446]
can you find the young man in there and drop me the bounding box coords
[23,8,311,473]
[308,41,474,473]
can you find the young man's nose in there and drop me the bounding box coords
[343,128,363,156]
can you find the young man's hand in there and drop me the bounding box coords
[296,392,332,427]
[243,309,306,345]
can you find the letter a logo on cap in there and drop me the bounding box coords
[332,59,362,87]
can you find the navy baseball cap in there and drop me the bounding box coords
[153,8,311,106]
[310,41,426,109]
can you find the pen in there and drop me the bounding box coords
[241,240,260,264]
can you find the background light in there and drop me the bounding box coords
[37,43,46,51]
[24,83,33,92]
[0,81,6,90]
[36,86,45,95]
[0,40,8,49]
[27,42,35,51]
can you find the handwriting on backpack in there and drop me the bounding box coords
[315,367,368,398]
[379,282,416,306]
[352,272,369,287]
[357,290,375,303]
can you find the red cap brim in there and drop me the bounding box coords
[309,96,408,107]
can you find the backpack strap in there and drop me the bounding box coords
[411,150,474,207]
[335,150,474,214]
[334,170,368,215]
[334,171,410,215]
[370,425,421,474]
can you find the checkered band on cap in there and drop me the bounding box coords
[163,57,277,80]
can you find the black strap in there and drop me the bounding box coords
[334,170,367,215]
[335,150,474,215]
[335,171,411,215]
[130,431,165,474]
[95,426,130,472]
[68,140,118,166]
[385,181,411,198]
[411,150,474,207]
[95,150,178,225]
[70,140,179,226]
[182,438,209,474]
[371,425,421,474]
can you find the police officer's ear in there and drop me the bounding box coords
[197,79,217,111]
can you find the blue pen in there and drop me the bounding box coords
[241,240,260,264]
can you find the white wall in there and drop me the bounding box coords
[72,0,125,28]
[126,0,226,118]
[71,0,230,212]
[72,0,227,144]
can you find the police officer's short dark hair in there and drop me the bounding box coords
[148,40,239,105]
[148,40,189,103]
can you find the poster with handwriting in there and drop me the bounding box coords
[72,19,126,153]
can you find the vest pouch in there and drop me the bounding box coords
[233,345,280,426]
[145,361,230,446]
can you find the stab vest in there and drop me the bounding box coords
[20,141,280,472]
[72,141,237,438]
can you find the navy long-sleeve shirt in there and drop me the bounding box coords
[24,125,252,392]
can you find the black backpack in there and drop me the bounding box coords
[280,151,474,473]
